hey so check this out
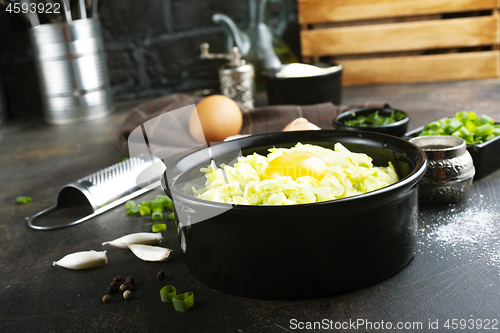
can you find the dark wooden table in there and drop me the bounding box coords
[2,79,500,333]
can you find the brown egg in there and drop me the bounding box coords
[189,95,243,144]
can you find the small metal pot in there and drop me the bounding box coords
[409,135,475,204]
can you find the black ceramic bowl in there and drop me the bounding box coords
[334,108,410,137]
[405,118,500,180]
[262,63,342,106]
[161,130,427,300]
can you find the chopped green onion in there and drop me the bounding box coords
[140,201,153,208]
[16,196,32,204]
[125,200,136,210]
[419,111,500,145]
[152,199,163,213]
[160,285,177,303]
[163,200,174,211]
[344,110,406,127]
[157,195,174,210]
[464,120,476,133]
[126,207,140,215]
[444,119,462,135]
[140,205,151,216]
[428,121,441,131]
[152,212,163,221]
[172,292,194,313]
[126,195,174,218]
[152,223,166,232]
[156,195,171,203]
[168,212,175,221]
[479,114,493,125]
[476,123,493,138]
[486,133,496,142]
[118,157,128,162]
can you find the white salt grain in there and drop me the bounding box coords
[419,198,500,275]
[432,210,496,244]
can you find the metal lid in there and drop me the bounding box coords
[409,135,466,160]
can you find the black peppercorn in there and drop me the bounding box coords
[123,290,133,300]
[107,284,118,294]
[125,277,135,286]
[114,276,122,282]
[127,283,134,291]
[102,294,111,303]
[157,271,165,280]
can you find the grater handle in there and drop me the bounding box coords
[27,187,152,230]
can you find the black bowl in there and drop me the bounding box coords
[334,107,410,137]
[161,130,427,299]
[262,63,343,106]
[405,118,500,180]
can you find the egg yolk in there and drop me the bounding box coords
[263,151,328,180]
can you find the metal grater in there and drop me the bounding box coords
[28,155,163,230]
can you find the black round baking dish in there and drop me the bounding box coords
[262,63,343,106]
[161,130,427,300]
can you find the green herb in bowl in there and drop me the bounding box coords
[418,111,500,145]
[344,110,407,127]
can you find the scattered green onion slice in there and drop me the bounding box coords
[140,201,153,208]
[172,292,194,313]
[126,207,140,215]
[140,205,152,216]
[152,223,166,232]
[152,199,163,213]
[160,285,177,303]
[118,157,128,162]
[16,196,32,204]
[156,195,172,204]
[168,212,175,221]
[152,210,164,221]
[125,200,136,210]
[126,195,174,219]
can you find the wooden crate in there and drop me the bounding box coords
[298,0,500,86]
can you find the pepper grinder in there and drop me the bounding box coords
[200,43,256,109]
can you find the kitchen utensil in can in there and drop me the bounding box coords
[28,155,163,230]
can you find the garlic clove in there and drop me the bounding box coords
[283,118,321,131]
[53,250,107,270]
[126,244,173,262]
[102,232,163,249]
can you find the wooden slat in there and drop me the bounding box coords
[337,51,500,86]
[301,14,499,57]
[299,0,500,24]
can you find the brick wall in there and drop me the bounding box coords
[0,0,299,117]
[99,0,299,100]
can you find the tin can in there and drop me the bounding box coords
[29,18,113,125]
